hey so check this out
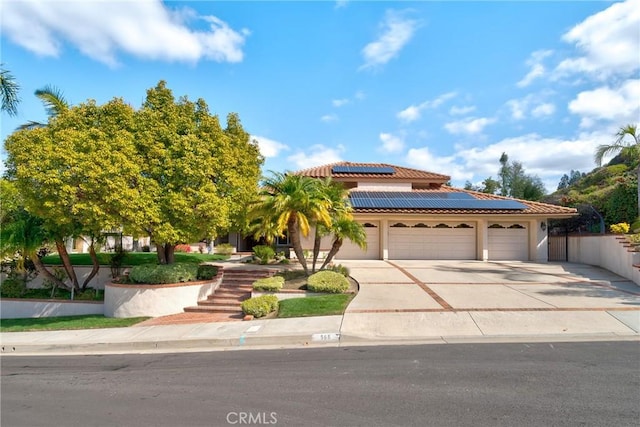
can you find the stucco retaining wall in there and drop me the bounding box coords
[1,299,104,319]
[104,274,222,318]
[16,266,116,290]
[568,235,640,285]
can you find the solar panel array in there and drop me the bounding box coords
[332,165,395,174]
[349,191,527,210]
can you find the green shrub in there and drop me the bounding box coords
[327,264,350,277]
[196,264,219,280]
[241,295,279,318]
[215,243,234,256]
[253,276,284,292]
[1,277,26,298]
[307,270,349,293]
[252,245,275,264]
[129,263,198,284]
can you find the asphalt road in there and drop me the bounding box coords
[2,342,639,427]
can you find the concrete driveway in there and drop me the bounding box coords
[339,260,640,341]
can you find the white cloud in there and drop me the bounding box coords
[531,103,556,118]
[251,135,289,158]
[568,79,640,127]
[1,0,248,66]
[517,50,553,87]
[444,117,496,135]
[354,90,366,100]
[332,98,350,107]
[379,132,405,153]
[505,94,557,121]
[335,1,349,9]
[405,147,471,182]
[287,144,344,169]
[360,10,420,70]
[554,0,640,80]
[449,105,476,116]
[320,114,339,123]
[397,92,457,122]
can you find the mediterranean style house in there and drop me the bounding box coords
[289,162,577,262]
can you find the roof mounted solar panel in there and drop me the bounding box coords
[349,191,527,210]
[332,165,395,174]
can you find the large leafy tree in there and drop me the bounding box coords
[5,99,143,289]
[496,152,546,201]
[0,65,20,116]
[250,172,331,275]
[595,124,639,218]
[133,81,263,264]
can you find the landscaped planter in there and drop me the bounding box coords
[0,299,104,319]
[252,290,328,300]
[104,274,222,318]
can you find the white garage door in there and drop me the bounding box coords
[336,222,380,260]
[488,223,528,260]
[388,222,476,260]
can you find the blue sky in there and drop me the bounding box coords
[1,0,639,192]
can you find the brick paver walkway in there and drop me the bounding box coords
[135,312,244,326]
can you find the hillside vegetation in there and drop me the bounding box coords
[545,156,638,226]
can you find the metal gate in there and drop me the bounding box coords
[548,235,568,261]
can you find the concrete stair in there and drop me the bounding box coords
[184,269,274,317]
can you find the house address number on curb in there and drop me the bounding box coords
[311,333,341,341]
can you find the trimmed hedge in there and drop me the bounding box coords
[241,295,279,318]
[307,270,349,293]
[197,264,219,280]
[252,276,284,292]
[129,263,198,284]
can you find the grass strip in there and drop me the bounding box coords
[277,294,353,318]
[0,315,149,332]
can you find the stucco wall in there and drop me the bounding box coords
[104,277,221,318]
[568,235,640,285]
[1,299,104,319]
[19,266,116,290]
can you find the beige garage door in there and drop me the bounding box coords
[388,222,476,260]
[488,223,528,260]
[336,222,380,260]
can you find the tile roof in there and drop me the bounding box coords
[294,162,577,217]
[295,161,450,182]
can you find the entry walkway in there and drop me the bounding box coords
[339,260,640,340]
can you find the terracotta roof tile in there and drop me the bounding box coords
[295,161,450,182]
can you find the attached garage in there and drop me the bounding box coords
[488,223,528,260]
[388,222,476,260]
[337,222,380,260]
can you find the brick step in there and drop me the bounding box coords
[184,306,243,315]
[208,292,250,300]
[204,296,249,305]
[197,300,244,309]
[217,286,253,292]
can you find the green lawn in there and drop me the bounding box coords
[277,294,354,318]
[41,252,227,266]
[0,315,149,332]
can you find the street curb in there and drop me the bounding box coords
[2,332,638,356]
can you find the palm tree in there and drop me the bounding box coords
[319,217,367,270]
[0,65,20,116]
[595,124,640,219]
[250,172,331,275]
[18,85,69,130]
[311,178,352,273]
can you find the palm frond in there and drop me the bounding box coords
[0,66,21,117]
[34,85,69,117]
[16,120,46,131]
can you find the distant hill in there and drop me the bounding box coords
[543,154,638,227]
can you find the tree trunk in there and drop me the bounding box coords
[81,243,100,290]
[288,217,308,275]
[311,229,322,273]
[156,243,175,264]
[320,238,343,271]
[637,165,639,220]
[30,253,69,290]
[56,239,79,290]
